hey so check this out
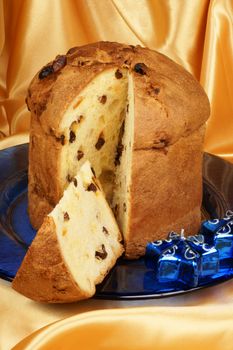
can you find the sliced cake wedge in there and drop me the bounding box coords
[12,161,124,303]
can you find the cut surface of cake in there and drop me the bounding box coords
[12,161,124,302]
[27,41,210,258]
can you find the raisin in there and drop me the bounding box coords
[73,178,78,187]
[53,55,67,72]
[60,135,65,145]
[154,87,160,95]
[102,226,109,235]
[76,59,91,67]
[77,115,84,123]
[91,167,96,176]
[114,204,119,217]
[66,174,72,182]
[87,183,97,192]
[159,138,169,147]
[66,46,78,55]
[133,63,147,75]
[92,177,100,190]
[95,133,105,150]
[69,130,76,143]
[114,143,124,166]
[49,127,55,136]
[64,212,70,221]
[95,244,108,260]
[99,95,107,104]
[77,150,84,160]
[39,65,54,79]
[123,203,127,212]
[115,69,123,79]
[124,59,130,65]
[114,120,125,165]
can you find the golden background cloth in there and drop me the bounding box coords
[0,0,233,349]
[0,0,233,161]
[12,306,233,350]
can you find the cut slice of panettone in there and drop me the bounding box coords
[12,161,124,303]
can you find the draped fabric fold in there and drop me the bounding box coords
[201,0,233,162]
[0,0,232,161]
[13,306,233,350]
[0,1,233,349]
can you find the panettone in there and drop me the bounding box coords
[12,161,123,302]
[26,41,210,258]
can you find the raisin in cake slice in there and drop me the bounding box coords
[12,161,124,303]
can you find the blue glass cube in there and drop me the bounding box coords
[157,241,199,288]
[146,232,180,260]
[187,236,219,276]
[201,218,226,235]
[145,224,233,289]
[215,224,233,267]
[159,257,180,281]
[201,210,233,236]
[202,218,233,268]
[145,232,180,270]
[200,250,219,276]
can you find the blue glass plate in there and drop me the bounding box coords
[0,144,233,299]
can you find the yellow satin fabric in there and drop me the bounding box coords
[0,1,233,349]
[13,306,233,350]
[1,272,233,349]
[0,0,233,160]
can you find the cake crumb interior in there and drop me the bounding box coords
[50,162,122,293]
[59,68,134,242]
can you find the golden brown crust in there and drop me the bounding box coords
[125,125,205,259]
[12,217,91,303]
[27,41,209,139]
[28,121,62,227]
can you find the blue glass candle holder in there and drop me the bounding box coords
[145,232,180,269]
[146,230,219,288]
[186,236,219,277]
[157,240,199,287]
[201,210,233,268]
[201,210,233,235]
[157,235,219,287]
